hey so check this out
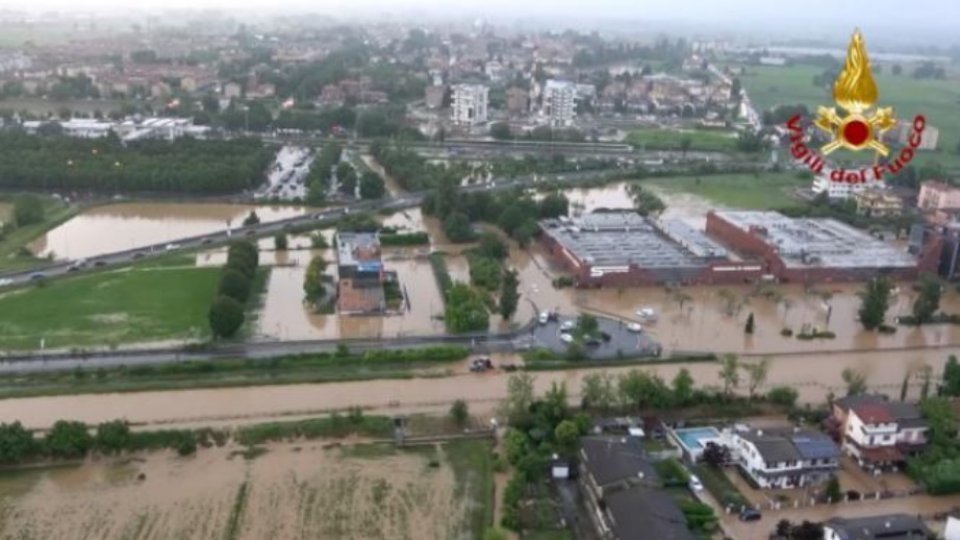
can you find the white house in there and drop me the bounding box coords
[829,395,928,471]
[732,427,839,490]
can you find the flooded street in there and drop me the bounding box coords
[32,203,307,260]
[0,440,471,539]
[0,347,953,431]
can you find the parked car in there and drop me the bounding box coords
[538,311,550,325]
[29,272,45,281]
[739,508,762,522]
[165,243,179,251]
[559,333,574,344]
[560,320,575,331]
[627,322,643,332]
[688,475,704,492]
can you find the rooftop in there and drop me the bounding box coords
[825,513,931,540]
[580,436,656,488]
[712,211,916,269]
[336,231,381,269]
[540,212,723,271]
[739,427,839,462]
[605,485,696,540]
[835,395,925,427]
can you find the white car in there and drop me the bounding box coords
[0,278,12,287]
[688,475,704,492]
[560,320,575,331]
[165,243,180,251]
[636,307,657,320]
[559,333,574,344]
[627,323,643,333]
[538,311,550,325]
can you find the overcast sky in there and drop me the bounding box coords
[11,0,960,46]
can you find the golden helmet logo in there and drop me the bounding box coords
[785,29,927,184]
[814,30,896,155]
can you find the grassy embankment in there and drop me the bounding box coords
[0,195,80,272]
[740,62,960,168]
[626,128,739,153]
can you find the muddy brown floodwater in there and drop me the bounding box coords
[0,347,953,431]
[32,202,308,260]
[0,441,472,540]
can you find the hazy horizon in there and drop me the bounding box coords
[2,0,959,48]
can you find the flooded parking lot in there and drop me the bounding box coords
[32,202,307,260]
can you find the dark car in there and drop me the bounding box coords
[94,260,107,267]
[599,331,612,342]
[739,508,762,522]
[132,252,144,259]
[584,337,602,347]
[29,272,45,281]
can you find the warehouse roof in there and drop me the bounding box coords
[712,211,915,269]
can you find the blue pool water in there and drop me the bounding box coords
[674,427,721,450]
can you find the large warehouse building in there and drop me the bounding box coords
[705,211,939,283]
[539,212,763,287]
[539,210,940,287]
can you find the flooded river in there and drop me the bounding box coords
[32,202,307,260]
[0,347,952,431]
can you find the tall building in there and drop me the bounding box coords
[543,79,578,127]
[451,84,489,126]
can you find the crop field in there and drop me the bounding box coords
[0,439,493,540]
[740,62,960,167]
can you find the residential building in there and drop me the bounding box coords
[579,436,695,540]
[854,188,904,217]
[828,395,928,470]
[451,83,489,125]
[543,79,578,127]
[888,122,939,151]
[811,173,880,200]
[424,84,446,109]
[335,232,385,314]
[918,180,960,211]
[505,87,529,115]
[731,427,839,489]
[824,514,931,540]
[223,81,242,99]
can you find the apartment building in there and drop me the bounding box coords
[543,79,578,127]
[451,83,489,126]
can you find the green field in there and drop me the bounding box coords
[647,171,809,209]
[626,128,739,152]
[0,266,220,350]
[740,63,960,167]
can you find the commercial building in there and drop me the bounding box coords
[21,117,208,141]
[731,426,840,490]
[451,83,489,126]
[854,188,903,217]
[824,514,931,540]
[543,79,578,127]
[22,118,113,138]
[539,212,763,287]
[706,210,932,283]
[827,395,928,471]
[579,436,695,540]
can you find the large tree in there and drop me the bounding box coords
[627,183,666,216]
[209,295,245,338]
[719,354,740,397]
[858,277,892,330]
[913,274,942,324]
[499,270,520,321]
[359,171,385,199]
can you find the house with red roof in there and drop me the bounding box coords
[828,395,928,472]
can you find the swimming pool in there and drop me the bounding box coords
[672,426,722,455]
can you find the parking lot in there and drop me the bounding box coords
[526,314,661,360]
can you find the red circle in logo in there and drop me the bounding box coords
[843,120,870,146]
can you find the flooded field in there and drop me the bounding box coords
[32,203,307,260]
[0,440,484,540]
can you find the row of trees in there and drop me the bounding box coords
[208,241,259,339]
[857,274,942,330]
[0,419,205,464]
[0,133,272,195]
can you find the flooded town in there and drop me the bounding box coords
[0,3,958,540]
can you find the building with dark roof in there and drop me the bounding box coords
[829,395,929,471]
[538,212,762,287]
[731,427,839,490]
[579,436,695,540]
[824,513,931,540]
